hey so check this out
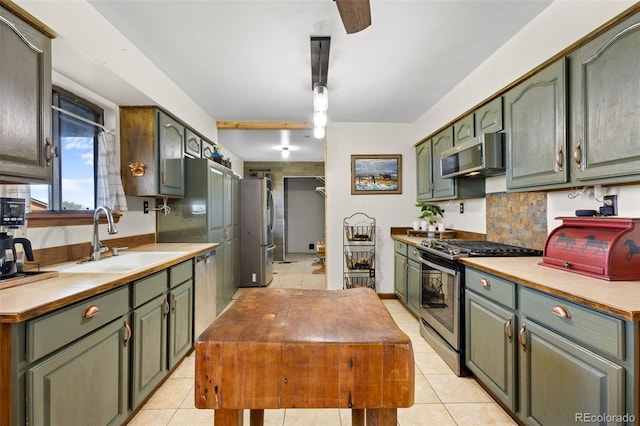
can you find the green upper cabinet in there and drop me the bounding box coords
[416,127,485,201]
[415,139,433,201]
[158,111,185,197]
[432,127,456,199]
[475,97,503,134]
[0,5,52,184]
[453,114,475,145]
[505,58,568,190]
[568,13,640,184]
[184,128,202,158]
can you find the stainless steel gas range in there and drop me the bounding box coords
[415,239,542,376]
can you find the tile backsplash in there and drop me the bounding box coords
[486,191,547,250]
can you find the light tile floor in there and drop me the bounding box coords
[128,254,516,425]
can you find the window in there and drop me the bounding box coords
[30,86,104,211]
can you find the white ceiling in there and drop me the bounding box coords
[46,1,553,162]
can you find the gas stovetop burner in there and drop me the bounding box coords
[419,239,542,260]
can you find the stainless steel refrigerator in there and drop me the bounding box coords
[239,177,275,287]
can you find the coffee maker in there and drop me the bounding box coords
[0,197,34,278]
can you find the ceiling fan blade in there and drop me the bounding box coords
[335,0,371,34]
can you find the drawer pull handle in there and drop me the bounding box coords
[83,305,101,318]
[412,249,417,255]
[518,323,527,352]
[123,320,132,347]
[573,141,582,168]
[45,137,54,167]
[504,317,513,343]
[552,305,571,319]
[480,278,491,288]
[555,146,563,171]
[163,298,170,319]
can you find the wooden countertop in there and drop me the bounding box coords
[0,242,219,323]
[390,234,427,246]
[390,234,640,321]
[461,257,640,321]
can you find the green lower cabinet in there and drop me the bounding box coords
[465,267,634,425]
[519,320,625,426]
[131,294,168,408]
[27,317,129,426]
[406,258,421,315]
[168,280,194,369]
[465,291,516,411]
[394,251,408,303]
[216,242,229,314]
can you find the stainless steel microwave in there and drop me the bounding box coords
[440,133,505,178]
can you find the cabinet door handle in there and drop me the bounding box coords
[123,320,132,347]
[480,278,491,288]
[551,305,571,319]
[163,297,170,319]
[161,170,166,184]
[504,316,513,343]
[45,137,54,167]
[82,305,101,318]
[518,323,527,352]
[172,293,178,314]
[573,141,582,168]
[555,146,563,171]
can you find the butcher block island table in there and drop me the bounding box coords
[195,288,415,425]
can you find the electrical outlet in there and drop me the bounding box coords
[459,202,464,214]
[143,201,149,214]
[602,195,618,216]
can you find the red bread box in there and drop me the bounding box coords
[541,217,640,281]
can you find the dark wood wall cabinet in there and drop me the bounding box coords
[0,5,53,184]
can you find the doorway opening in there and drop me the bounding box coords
[283,176,325,261]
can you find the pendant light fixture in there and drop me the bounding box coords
[311,36,330,139]
[313,85,328,112]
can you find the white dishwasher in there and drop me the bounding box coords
[194,250,217,337]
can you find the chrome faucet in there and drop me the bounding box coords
[91,206,118,261]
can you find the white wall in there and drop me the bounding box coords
[414,1,637,140]
[325,122,415,292]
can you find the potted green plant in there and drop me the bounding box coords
[415,203,444,236]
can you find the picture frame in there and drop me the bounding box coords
[351,154,402,195]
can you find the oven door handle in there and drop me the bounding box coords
[419,257,458,276]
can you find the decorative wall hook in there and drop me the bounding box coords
[128,162,145,176]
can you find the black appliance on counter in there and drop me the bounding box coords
[415,239,542,376]
[0,197,34,279]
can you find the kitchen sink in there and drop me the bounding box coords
[56,251,185,274]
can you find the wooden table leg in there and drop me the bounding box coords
[352,408,365,426]
[214,409,243,426]
[366,408,398,426]
[249,409,265,426]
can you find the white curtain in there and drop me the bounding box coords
[97,131,128,212]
